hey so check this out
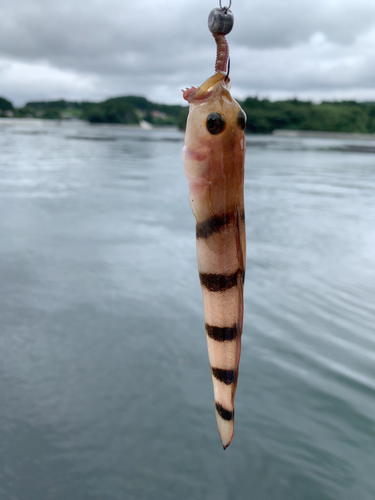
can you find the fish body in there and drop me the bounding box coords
[182,36,246,449]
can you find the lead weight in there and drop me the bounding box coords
[208,7,234,35]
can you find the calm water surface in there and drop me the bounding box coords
[0,120,375,500]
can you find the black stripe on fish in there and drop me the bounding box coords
[196,210,245,239]
[212,368,237,385]
[205,324,239,342]
[200,270,240,292]
[196,214,230,239]
[215,402,234,421]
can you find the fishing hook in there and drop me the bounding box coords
[219,0,232,11]
[225,57,231,81]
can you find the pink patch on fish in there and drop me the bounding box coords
[189,178,209,198]
[184,147,207,162]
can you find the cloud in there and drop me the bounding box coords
[232,0,375,47]
[229,27,375,101]
[0,58,99,105]
[1,0,375,105]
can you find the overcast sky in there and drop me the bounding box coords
[2,0,375,106]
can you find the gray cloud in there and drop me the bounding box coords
[233,0,375,47]
[1,0,375,105]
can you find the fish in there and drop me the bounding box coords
[182,32,246,449]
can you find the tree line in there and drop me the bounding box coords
[2,95,375,134]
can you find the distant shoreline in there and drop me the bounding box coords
[273,129,375,140]
[0,117,163,130]
[3,95,375,134]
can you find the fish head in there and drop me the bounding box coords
[182,72,246,212]
[183,72,246,142]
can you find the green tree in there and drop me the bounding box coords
[0,97,14,111]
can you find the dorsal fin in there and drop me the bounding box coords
[234,206,245,280]
[234,206,245,384]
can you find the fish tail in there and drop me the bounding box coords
[196,209,245,448]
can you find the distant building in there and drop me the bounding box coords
[151,110,167,119]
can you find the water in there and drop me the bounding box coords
[0,120,374,500]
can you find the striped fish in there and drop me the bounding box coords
[182,33,246,449]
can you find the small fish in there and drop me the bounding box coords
[182,31,246,449]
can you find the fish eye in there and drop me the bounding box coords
[206,112,226,135]
[237,109,247,131]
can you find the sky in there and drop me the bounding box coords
[2,0,375,106]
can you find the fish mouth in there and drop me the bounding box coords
[183,72,227,103]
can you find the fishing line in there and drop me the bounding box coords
[219,0,232,11]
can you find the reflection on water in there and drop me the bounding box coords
[0,120,375,500]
